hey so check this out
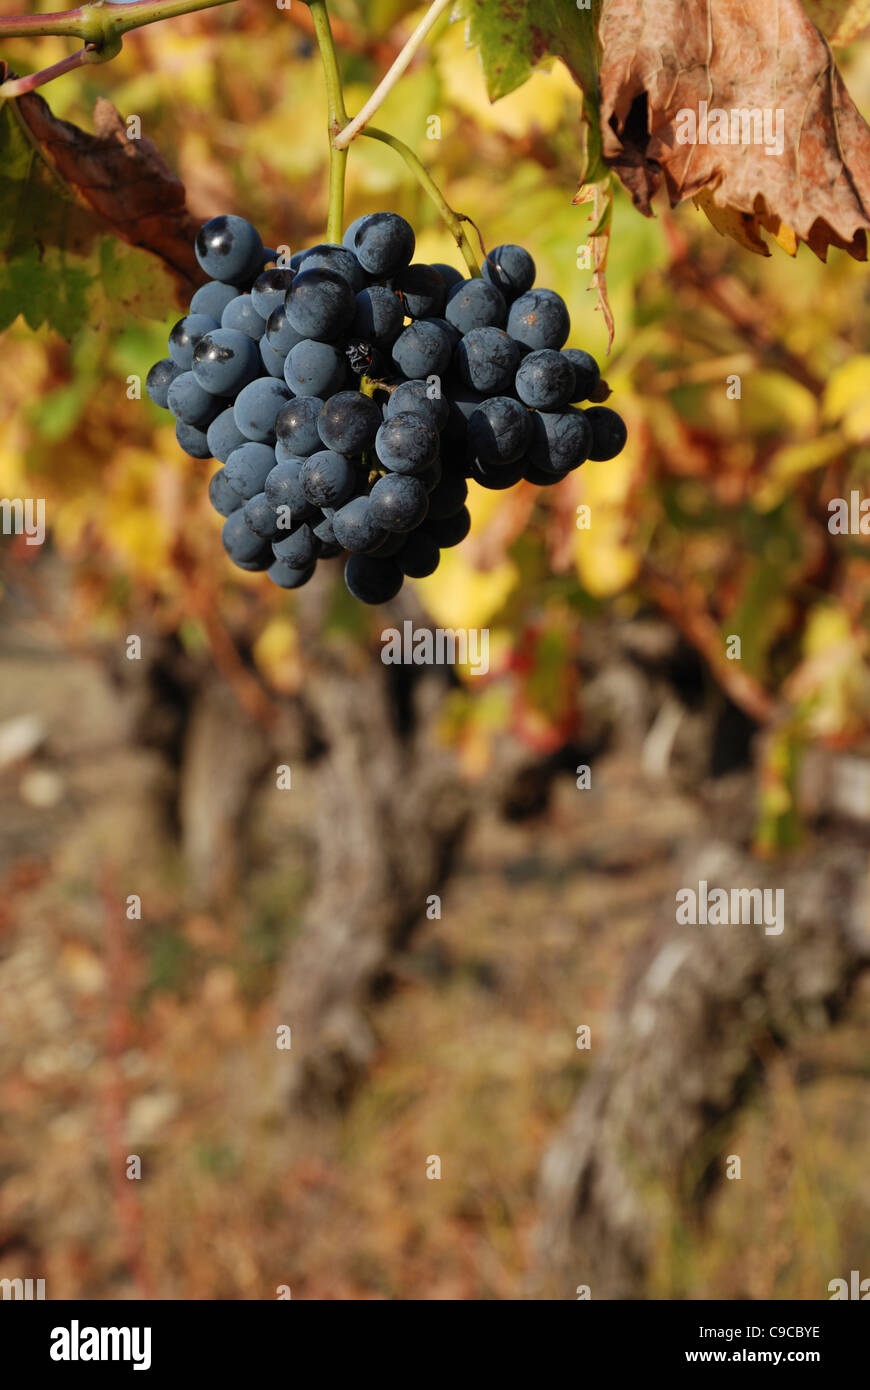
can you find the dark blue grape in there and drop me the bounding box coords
[527,408,591,475]
[351,286,404,346]
[259,336,288,378]
[441,382,486,448]
[317,391,382,455]
[417,455,443,493]
[146,358,180,409]
[191,280,239,320]
[175,420,211,458]
[243,491,281,540]
[583,406,627,460]
[233,378,292,443]
[224,442,277,499]
[251,267,295,320]
[368,532,406,558]
[456,327,521,394]
[467,454,525,489]
[265,304,304,355]
[207,408,247,463]
[273,524,318,569]
[332,496,389,553]
[268,558,316,589]
[384,378,449,432]
[467,396,532,466]
[195,215,264,284]
[209,467,243,516]
[313,513,338,546]
[221,295,266,341]
[342,216,369,251]
[445,279,507,333]
[169,314,219,370]
[482,243,536,302]
[515,348,575,410]
[427,470,468,520]
[430,263,464,290]
[192,330,261,396]
[295,243,366,292]
[300,450,358,508]
[222,508,273,569]
[285,340,346,397]
[167,370,223,427]
[276,396,324,456]
[391,320,454,379]
[285,268,356,341]
[507,289,570,351]
[398,531,440,578]
[344,553,404,604]
[521,458,564,487]
[375,412,439,475]
[562,348,600,402]
[264,456,318,524]
[423,507,471,549]
[349,212,415,277]
[393,264,446,319]
[369,473,429,533]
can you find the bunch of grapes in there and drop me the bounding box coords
[146,212,627,605]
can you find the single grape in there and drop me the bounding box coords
[268,558,316,589]
[375,412,439,475]
[368,532,406,559]
[146,358,180,409]
[195,215,264,284]
[264,456,319,523]
[393,264,446,319]
[191,280,239,320]
[224,442,278,499]
[430,263,465,291]
[507,288,571,351]
[191,329,261,396]
[342,215,369,252]
[467,454,525,489]
[222,508,273,569]
[295,243,366,292]
[422,506,471,549]
[243,491,282,541]
[369,473,429,533]
[207,408,247,463]
[300,450,358,509]
[332,496,389,553]
[167,371,223,427]
[445,279,507,333]
[417,455,443,493]
[273,523,318,569]
[441,382,487,448]
[582,406,627,460]
[233,378,292,443]
[467,396,532,466]
[349,212,415,277]
[251,267,296,320]
[221,294,266,341]
[175,420,211,458]
[344,553,404,604]
[482,243,536,302]
[208,467,243,516]
[456,327,521,394]
[351,285,405,347]
[313,513,338,546]
[259,336,288,378]
[384,378,449,432]
[265,304,304,355]
[562,348,601,402]
[391,320,454,379]
[514,348,575,411]
[276,396,324,456]
[168,314,220,370]
[520,457,565,487]
[398,530,440,579]
[317,391,382,455]
[426,469,467,520]
[285,340,346,397]
[285,268,356,341]
[526,408,592,475]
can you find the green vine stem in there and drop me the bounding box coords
[308,0,348,245]
[361,126,482,277]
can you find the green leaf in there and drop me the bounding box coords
[459,0,604,181]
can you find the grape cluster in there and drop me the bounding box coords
[146,213,627,605]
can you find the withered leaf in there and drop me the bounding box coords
[599,0,870,260]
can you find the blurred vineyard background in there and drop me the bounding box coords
[1,0,870,1300]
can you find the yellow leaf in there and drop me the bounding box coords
[823,356,870,442]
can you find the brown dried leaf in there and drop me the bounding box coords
[599,0,870,260]
[13,87,201,292]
